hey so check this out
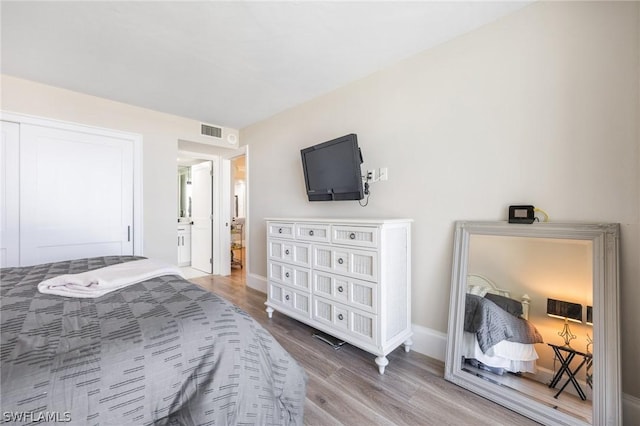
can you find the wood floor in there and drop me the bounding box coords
[191,271,540,426]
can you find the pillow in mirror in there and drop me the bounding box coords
[484,293,523,317]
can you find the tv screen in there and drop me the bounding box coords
[301,134,364,201]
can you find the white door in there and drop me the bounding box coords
[19,124,134,266]
[191,161,213,273]
[1,121,20,267]
[221,147,247,277]
[219,159,231,276]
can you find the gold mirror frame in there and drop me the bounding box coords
[445,221,621,426]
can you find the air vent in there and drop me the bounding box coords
[201,123,222,138]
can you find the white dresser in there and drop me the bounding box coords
[265,218,412,374]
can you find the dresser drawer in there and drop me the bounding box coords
[269,261,310,291]
[295,223,331,243]
[312,271,377,314]
[268,240,311,267]
[267,222,295,239]
[332,225,378,248]
[312,296,376,346]
[269,282,311,318]
[313,244,377,282]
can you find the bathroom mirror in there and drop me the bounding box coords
[445,221,620,426]
[178,166,191,220]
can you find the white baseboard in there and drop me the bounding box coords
[244,274,639,423]
[410,325,639,425]
[246,272,267,293]
[409,323,447,362]
[245,273,449,361]
[624,393,640,426]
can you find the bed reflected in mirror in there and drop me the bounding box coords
[465,235,593,422]
[445,222,621,426]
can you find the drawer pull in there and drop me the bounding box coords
[349,233,356,240]
[338,314,344,321]
[337,258,344,265]
[285,295,290,301]
[309,230,314,236]
[278,228,283,233]
[285,249,290,255]
[338,286,344,293]
[285,272,290,278]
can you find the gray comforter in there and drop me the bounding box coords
[0,256,306,425]
[464,294,543,353]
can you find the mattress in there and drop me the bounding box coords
[0,256,306,425]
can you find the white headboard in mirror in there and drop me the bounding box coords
[466,273,531,320]
[445,221,621,426]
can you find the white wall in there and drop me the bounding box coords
[242,1,640,401]
[0,75,238,265]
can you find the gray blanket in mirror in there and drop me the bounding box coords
[464,294,543,353]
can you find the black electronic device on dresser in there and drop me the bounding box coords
[300,133,364,201]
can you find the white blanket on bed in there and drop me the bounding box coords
[38,259,185,298]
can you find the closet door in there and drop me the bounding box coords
[20,124,134,266]
[1,121,20,267]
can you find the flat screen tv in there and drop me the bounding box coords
[300,134,364,201]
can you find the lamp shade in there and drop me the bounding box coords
[546,298,582,323]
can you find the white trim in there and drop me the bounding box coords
[177,149,226,275]
[244,147,250,283]
[246,272,267,293]
[409,323,447,362]
[409,327,639,426]
[0,121,20,267]
[219,158,231,276]
[623,393,640,426]
[0,111,143,257]
[246,272,448,362]
[211,157,221,274]
[133,129,143,256]
[220,145,249,277]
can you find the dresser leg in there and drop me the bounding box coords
[375,356,389,375]
[403,338,413,353]
[266,306,274,319]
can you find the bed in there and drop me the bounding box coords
[462,274,543,374]
[0,256,307,425]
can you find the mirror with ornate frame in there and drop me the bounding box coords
[445,221,621,426]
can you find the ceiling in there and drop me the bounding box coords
[1,1,531,130]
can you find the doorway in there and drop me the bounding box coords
[230,153,247,279]
[177,144,247,279]
[177,156,212,278]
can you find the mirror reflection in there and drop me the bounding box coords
[446,221,621,426]
[178,166,192,220]
[464,235,593,423]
